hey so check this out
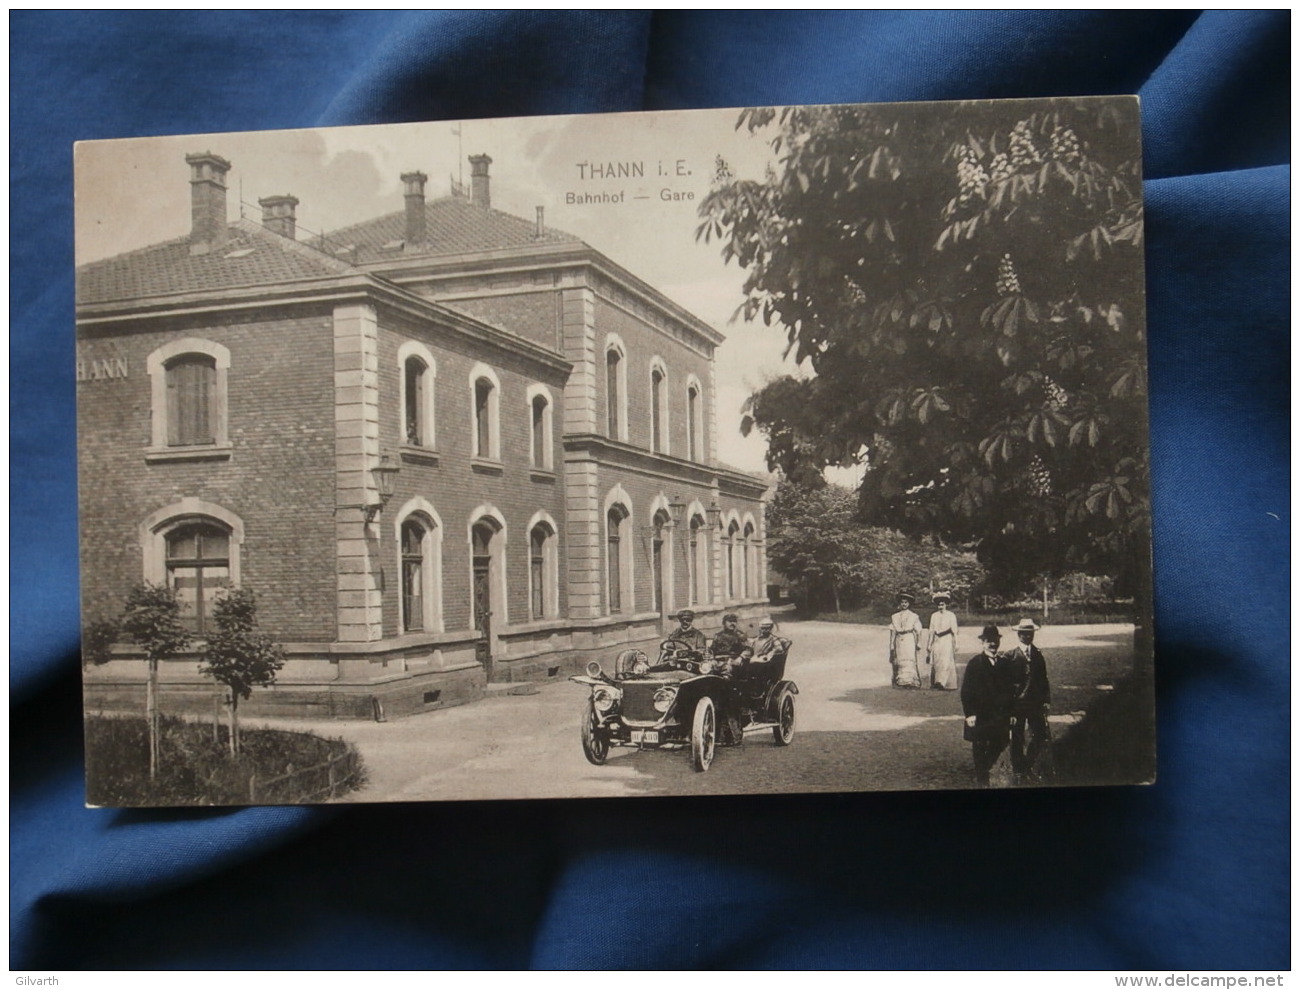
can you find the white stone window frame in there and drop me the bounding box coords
[526,382,555,471]
[685,374,704,463]
[603,333,629,444]
[468,362,502,462]
[648,355,670,456]
[723,509,742,603]
[397,341,437,450]
[647,493,676,615]
[742,513,759,600]
[526,509,560,620]
[139,500,245,622]
[602,484,634,616]
[146,337,231,456]
[394,497,444,634]
[467,504,509,630]
[685,499,709,607]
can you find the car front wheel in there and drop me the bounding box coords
[581,699,610,766]
[691,696,716,772]
[772,687,796,747]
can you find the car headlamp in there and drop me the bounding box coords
[698,659,716,675]
[632,659,650,675]
[652,687,677,713]
[592,687,618,712]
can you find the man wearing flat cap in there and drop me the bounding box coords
[711,612,751,661]
[1007,618,1052,781]
[960,625,1017,786]
[666,609,707,652]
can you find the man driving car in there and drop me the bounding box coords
[665,609,707,652]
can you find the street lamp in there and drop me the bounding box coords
[364,453,400,523]
[706,500,723,529]
[668,494,686,527]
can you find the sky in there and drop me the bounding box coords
[75,107,825,476]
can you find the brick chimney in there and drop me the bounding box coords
[401,171,427,245]
[469,154,492,209]
[258,194,299,240]
[185,152,232,255]
[535,206,545,239]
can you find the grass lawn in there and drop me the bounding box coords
[84,714,366,807]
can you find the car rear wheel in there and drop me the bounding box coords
[772,687,796,747]
[691,696,716,772]
[581,699,610,766]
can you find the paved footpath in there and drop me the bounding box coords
[247,620,1141,803]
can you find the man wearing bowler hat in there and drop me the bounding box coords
[960,625,1017,786]
[1007,617,1052,782]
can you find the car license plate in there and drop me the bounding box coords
[631,730,659,745]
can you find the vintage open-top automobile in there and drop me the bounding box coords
[570,639,798,771]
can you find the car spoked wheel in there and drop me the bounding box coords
[580,699,609,766]
[691,696,716,772]
[772,688,796,746]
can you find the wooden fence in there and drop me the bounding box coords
[248,749,361,804]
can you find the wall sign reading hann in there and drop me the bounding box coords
[76,355,128,381]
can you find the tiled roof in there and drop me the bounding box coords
[77,219,357,306]
[326,196,580,261]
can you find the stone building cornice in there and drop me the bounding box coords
[562,433,768,497]
[75,271,572,376]
[360,242,727,351]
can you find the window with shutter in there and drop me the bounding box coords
[165,355,216,446]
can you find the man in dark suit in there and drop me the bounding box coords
[960,625,1017,786]
[1007,618,1052,782]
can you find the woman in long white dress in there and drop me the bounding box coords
[927,593,959,690]
[888,592,924,688]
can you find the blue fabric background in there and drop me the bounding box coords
[10,11,1289,970]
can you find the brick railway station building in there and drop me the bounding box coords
[78,151,769,718]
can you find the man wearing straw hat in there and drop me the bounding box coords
[1007,617,1052,781]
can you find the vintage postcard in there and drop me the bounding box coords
[75,97,1154,805]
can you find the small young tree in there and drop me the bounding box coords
[199,589,286,755]
[119,583,192,779]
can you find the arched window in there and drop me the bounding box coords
[469,363,501,461]
[742,521,756,599]
[648,357,669,455]
[475,379,493,457]
[394,500,443,635]
[531,395,547,466]
[607,505,628,614]
[467,506,508,640]
[605,345,624,440]
[398,341,437,449]
[686,383,701,462]
[147,338,230,453]
[651,509,670,614]
[405,358,427,445]
[689,513,706,606]
[401,519,427,631]
[472,521,495,633]
[528,519,558,620]
[164,520,231,634]
[527,384,554,470]
[651,368,664,453]
[726,520,740,600]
